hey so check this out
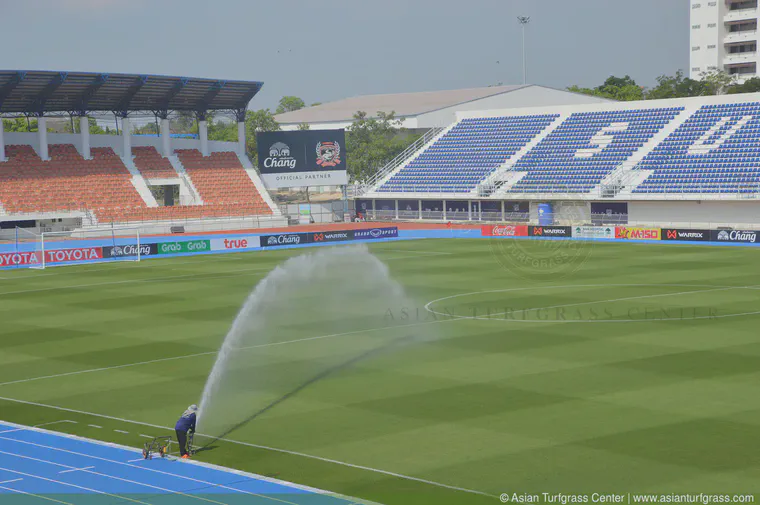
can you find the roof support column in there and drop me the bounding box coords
[37,116,49,160]
[235,108,246,156]
[0,117,5,162]
[121,116,132,158]
[80,115,91,159]
[161,118,172,157]
[197,113,209,157]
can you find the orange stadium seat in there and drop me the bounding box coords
[131,146,178,179]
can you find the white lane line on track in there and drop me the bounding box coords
[0,420,76,434]
[0,318,457,388]
[0,397,493,498]
[0,435,362,505]
[0,478,23,485]
[58,465,94,474]
[0,464,151,505]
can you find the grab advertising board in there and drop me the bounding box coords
[158,240,211,255]
[615,227,661,240]
[481,225,528,237]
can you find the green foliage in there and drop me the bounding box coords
[3,117,38,132]
[275,96,306,115]
[297,122,310,130]
[208,119,237,142]
[61,117,109,135]
[568,69,755,101]
[244,108,281,164]
[171,111,196,133]
[345,111,420,183]
[310,102,322,107]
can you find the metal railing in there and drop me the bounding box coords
[358,127,445,194]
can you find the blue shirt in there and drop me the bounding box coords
[175,412,196,432]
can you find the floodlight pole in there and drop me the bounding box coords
[517,16,530,85]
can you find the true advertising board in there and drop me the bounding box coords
[158,240,211,255]
[529,226,572,237]
[210,236,262,251]
[573,226,615,239]
[0,247,103,267]
[481,225,529,237]
[257,130,348,188]
[661,229,710,242]
[614,227,661,240]
[710,229,758,243]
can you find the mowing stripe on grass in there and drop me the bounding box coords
[0,395,493,498]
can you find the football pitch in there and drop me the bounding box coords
[1,238,760,505]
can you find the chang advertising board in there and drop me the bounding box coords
[257,130,348,188]
[711,229,758,243]
[615,227,661,240]
[259,233,312,248]
[103,243,158,258]
[481,225,529,237]
[573,226,615,239]
[353,227,398,240]
[661,229,710,242]
[529,226,571,237]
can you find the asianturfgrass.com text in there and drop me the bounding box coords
[499,493,755,505]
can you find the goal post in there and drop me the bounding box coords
[7,226,143,270]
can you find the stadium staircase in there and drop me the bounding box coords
[119,153,160,208]
[167,155,204,205]
[235,151,282,217]
[481,112,571,197]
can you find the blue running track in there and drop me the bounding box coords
[0,421,369,504]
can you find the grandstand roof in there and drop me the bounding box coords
[275,85,531,124]
[0,70,263,115]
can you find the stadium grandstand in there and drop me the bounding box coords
[0,70,283,237]
[356,92,760,226]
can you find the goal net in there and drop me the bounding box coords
[6,226,142,270]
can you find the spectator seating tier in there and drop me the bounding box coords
[132,146,178,179]
[378,115,559,193]
[634,103,760,194]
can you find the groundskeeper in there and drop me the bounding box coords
[175,404,197,459]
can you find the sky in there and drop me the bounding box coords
[0,0,688,112]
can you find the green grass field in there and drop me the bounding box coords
[1,238,760,505]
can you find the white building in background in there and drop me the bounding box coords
[274,85,611,132]
[690,0,759,82]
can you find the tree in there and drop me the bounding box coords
[699,68,737,95]
[567,75,644,101]
[310,102,322,107]
[275,96,305,114]
[244,108,280,164]
[3,117,38,132]
[171,111,197,133]
[208,118,237,142]
[297,122,310,130]
[645,70,709,99]
[345,111,420,183]
[727,76,760,94]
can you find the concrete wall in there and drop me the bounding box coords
[629,200,760,227]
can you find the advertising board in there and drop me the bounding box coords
[0,247,104,267]
[710,229,758,243]
[210,236,262,251]
[481,225,529,237]
[614,227,661,240]
[661,229,710,242]
[529,226,571,237]
[573,226,615,239]
[158,240,211,255]
[353,227,398,240]
[313,231,353,243]
[257,130,348,188]
[103,243,158,258]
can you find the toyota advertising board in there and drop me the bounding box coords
[529,226,571,237]
[353,227,398,240]
[481,225,529,237]
[615,227,661,240]
[711,229,758,243]
[257,130,348,188]
[661,229,710,242]
[573,226,615,239]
